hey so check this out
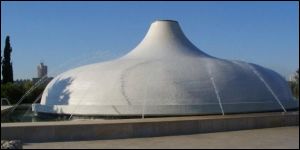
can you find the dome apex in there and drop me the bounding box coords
[124,20,209,58]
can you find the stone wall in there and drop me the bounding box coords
[1,112,298,143]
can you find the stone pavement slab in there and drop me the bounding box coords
[23,126,299,149]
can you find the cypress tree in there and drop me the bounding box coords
[2,36,14,83]
[0,45,2,83]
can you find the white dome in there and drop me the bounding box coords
[33,20,298,116]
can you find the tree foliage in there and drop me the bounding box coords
[2,36,14,84]
[1,80,46,104]
[289,69,299,100]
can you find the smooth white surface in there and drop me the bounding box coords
[33,20,298,116]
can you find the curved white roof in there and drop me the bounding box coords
[33,20,298,116]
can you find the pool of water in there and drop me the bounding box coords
[2,105,298,123]
[1,105,71,123]
[1,105,144,123]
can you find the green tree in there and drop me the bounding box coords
[0,45,2,83]
[1,80,47,104]
[2,36,14,84]
[1,83,24,104]
[289,69,299,100]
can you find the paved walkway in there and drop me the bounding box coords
[23,126,299,149]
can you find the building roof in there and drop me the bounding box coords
[33,20,298,116]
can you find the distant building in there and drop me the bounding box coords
[32,62,53,85]
[37,62,48,78]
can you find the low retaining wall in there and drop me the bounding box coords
[1,106,13,115]
[1,112,299,143]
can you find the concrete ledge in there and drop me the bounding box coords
[1,112,299,143]
[1,106,13,115]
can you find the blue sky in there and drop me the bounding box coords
[1,1,299,80]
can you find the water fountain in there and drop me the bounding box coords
[2,49,117,123]
[32,20,298,117]
[206,62,225,115]
[246,63,287,112]
[1,98,11,106]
